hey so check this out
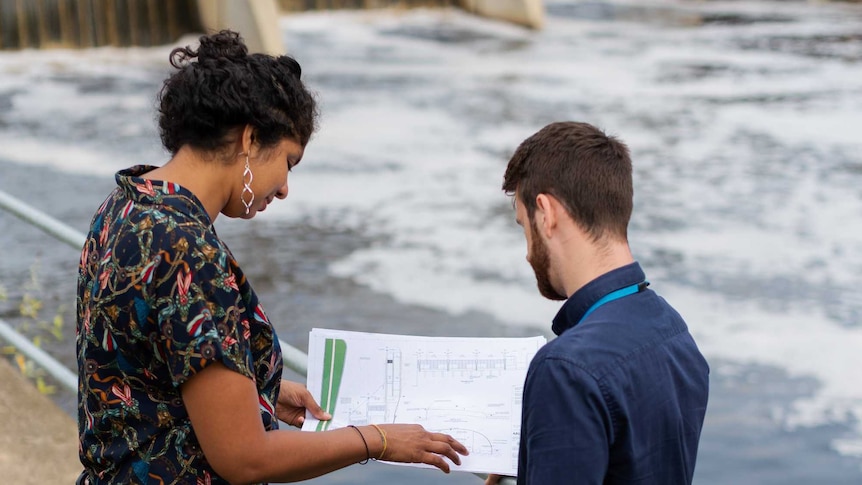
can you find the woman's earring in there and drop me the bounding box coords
[241,153,255,215]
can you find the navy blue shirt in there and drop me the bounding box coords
[517,262,709,484]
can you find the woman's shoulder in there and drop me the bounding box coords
[115,202,228,265]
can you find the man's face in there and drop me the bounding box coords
[515,196,567,301]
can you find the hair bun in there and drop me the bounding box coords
[196,30,248,62]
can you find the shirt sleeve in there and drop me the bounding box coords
[521,356,613,484]
[148,229,254,387]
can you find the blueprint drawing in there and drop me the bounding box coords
[301,328,546,476]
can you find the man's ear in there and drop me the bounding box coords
[534,194,558,239]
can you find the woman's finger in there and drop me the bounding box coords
[431,433,469,455]
[422,451,452,473]
[281,381,331,420]
[298,388,331,420]
[425,438,463,466]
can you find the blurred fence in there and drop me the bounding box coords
[279,0,455,10]
[0,0,200,49]
[0,0,462,50]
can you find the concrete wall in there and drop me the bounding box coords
[458,0,544,30]
[196,0,284,54]
[0,0,545,51]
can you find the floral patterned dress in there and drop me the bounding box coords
[76,165,283,484]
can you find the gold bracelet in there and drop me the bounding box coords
[369,423,387,460]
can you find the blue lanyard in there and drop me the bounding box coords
[577,281,649,325]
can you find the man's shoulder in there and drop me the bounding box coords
[536,322,627,365]
[528,331,608,381]
[534,310,704,383]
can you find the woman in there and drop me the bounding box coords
[76,30,468,484]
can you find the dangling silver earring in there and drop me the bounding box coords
[241,152,255,215]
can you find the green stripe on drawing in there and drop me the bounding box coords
[317,338,346,431]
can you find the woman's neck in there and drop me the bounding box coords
[141,146,234,222]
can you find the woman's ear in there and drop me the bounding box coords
[240,124,255,157]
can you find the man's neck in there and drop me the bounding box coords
[556,239,634,298]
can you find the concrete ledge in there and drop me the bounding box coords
[196,0,285,54]
[459,0,545,29]
[0,358,80,484]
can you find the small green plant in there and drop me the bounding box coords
[1,258,66,395]
[19,294,43,319]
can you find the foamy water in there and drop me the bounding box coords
[1,0,861,465]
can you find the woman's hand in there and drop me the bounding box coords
[375,424,469,473]
[276,380,331,427]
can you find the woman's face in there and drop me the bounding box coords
[227,137,305,219]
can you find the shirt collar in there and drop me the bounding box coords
[551,261,646,336]
[115,165,213,229]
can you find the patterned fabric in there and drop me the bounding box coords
[76,165,283,484]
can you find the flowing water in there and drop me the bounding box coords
[1,0,861,483]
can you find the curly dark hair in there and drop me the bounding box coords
[157,30,318,155]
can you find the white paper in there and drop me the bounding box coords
[301,328,546,475]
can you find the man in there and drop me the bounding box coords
[487,122,709,484]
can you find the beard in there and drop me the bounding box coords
[529,221,568,301]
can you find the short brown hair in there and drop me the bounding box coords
[502,121,633,242]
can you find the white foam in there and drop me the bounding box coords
[0,41,180,174]
[0,134,121,176]
[666,283,862,457]
[3,0,862,462]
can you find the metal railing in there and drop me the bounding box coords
[0,187,512,484]
[0,316,78,391]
